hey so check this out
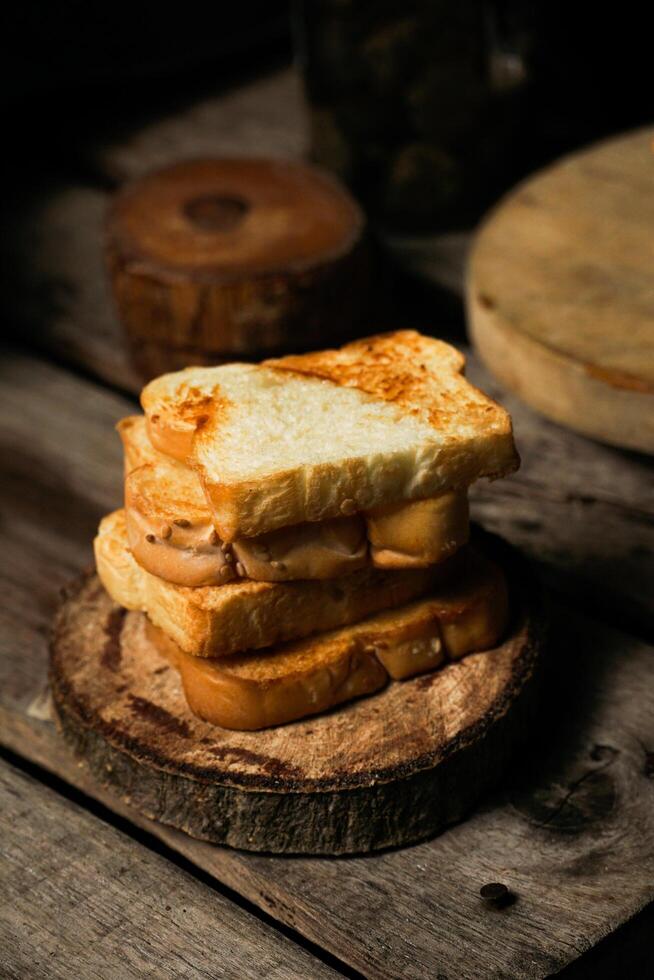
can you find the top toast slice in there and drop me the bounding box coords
[118,414,469,583]
[141,331,519,541]
[117,415,171,471]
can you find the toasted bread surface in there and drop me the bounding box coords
[140,331,518,540]
[384,547,510,666]
[95,510,446,658]
[367,491,470,568]
[125,462,237,587]
[148,620,388,730]
[143,545,508,728]
[93,510,145,611]
[117,415,164,472]
[141,367,229,462]
[123,449,370,585]
[120,415,469,583]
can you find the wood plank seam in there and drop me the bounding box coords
[0,756,342,980]
[0,743,362,980]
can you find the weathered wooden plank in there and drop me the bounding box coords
[1,349,654,977]
[0,352,129,714]
[467,358,654,640]
[0,759,339,980]
[3,599,654,979]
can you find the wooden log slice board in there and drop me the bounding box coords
[467,127,654,454]
[105,158,370,380]
[50,547,544,855]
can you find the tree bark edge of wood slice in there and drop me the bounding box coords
[105,158,371,381]
[49,538,546,855]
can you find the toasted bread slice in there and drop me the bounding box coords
[125,461,238,587]
[121,417,239,587]
[117,415,163,472]
[144,546,508,729]
[120,414,468,584]
[367,491,470,568]
[122,415,370,583]
[141,370,222,462]
[147,620,388,730]
[140,331,518,541]
[95,510,448,658]
[126,459,370,586]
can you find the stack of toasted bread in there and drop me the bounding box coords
[95,330,519,730]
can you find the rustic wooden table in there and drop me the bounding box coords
[1,67,653,980]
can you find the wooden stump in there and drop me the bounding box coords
[467,127,654,454]
[50,543,545,855]
[105,159,370,379]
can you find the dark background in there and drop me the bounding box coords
[2,0,653,348]
[3,2,652,210]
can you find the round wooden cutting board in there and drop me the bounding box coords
[50,551,544,855]
[467,127,654,454]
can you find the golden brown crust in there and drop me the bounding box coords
[140,545,509,728]
[140,332,519,541]
[121,417,471,583]
[367,491,470,568]
[142,375,232,463]
[94,510,450,658]
[152,621,388,731]
[117,415,163,472]
[266,330,516,447]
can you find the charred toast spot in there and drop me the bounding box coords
[149,387,232,440]
[181,390,212,408]
[184,388,232,437]
[177,390,216,424]
[265,329,510,438]
[127,694,191,738]
[101,607,126,672]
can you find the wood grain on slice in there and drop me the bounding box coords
[106,158,370,379]
[467,126,654,453]
[466,356,654,642]
[0,759,337,980]
[49,560,542,854]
